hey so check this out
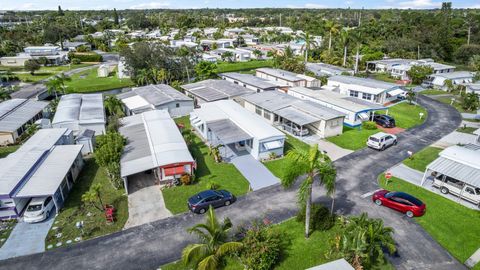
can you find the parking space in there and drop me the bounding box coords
[0,213,55,260]
[231,154,279,191]
[124,173,172,229]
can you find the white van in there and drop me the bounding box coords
[433,174,480,207]
[366,132,397,150]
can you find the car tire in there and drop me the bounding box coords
[440,187,449,194]
[199,208,206,214]
[406,211,414,218]
[393,140,397,145]
[381,145,385,151]
[224,200,231,206]
[46,211,50,219]
[375,199,382,206]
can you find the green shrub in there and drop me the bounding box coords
[239,222,284,270]
[68,52,103,62]
[362,121,377,130]
[296,203,335,232]
[206,181,220,190]
[71,58,81,65]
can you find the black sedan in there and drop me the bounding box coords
[188,190,236,214]
[374,114,396,128]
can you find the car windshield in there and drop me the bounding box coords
[386,192,423,206]
[369,137,379,142]
[27,204,42,212]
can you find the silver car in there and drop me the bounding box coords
[367,132,397,150]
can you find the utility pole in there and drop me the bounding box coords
[467,26,471,45]
[417,45,420,59]
[279,13,282,27]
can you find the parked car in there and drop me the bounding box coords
[188,190,236,214]
[282,121,309,136]
[373,114,396,128]
[372,190,426,217]
[367,132,397,150]
[433,174,480,207]
[23,196,55,223]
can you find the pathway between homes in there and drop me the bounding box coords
[0,95,466,270]
[231,154,279,190]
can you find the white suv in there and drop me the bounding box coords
[367,132,397,150]
[433,174,480,207]
[23,196,55,223]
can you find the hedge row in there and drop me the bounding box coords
[68,52,103,62]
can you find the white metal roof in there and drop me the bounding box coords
[256,68,305,82]
[52,94,106,128]
[328,75,402,95]
[0,99,49,133]
[192,100,285,142]
[427,144,480,188]
[15,145,83,197]
[118,84,192,110]
[306,259,354,270]
[181,80,254,102]
[119,110,194,177]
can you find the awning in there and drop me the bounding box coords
[388,89,406,96]
[427,157,480,188]
[275,107,319,126]
[263,140,283,150]
[358,112,370,120]
[164,166,186,176]
[208,119,252,145]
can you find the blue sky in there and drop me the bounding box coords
[2,0,479,10]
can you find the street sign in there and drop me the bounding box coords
[385,172,392,179]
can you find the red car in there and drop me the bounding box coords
[372,190,426,218]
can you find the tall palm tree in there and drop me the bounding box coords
[281,144,336,238]
[135,69,151,86]
[339,30,351,67]
[325,20,340,53]
[182,207,243,270]
[299,32,318,64]
[45,73,71,98]
[350,31,363,74]
[104,95,125,117]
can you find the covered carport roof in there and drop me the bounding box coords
[14,145,83,198]
[275,106,319,126]
[208,119,252,145]
[426,144,480,188]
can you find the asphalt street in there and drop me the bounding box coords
[0,95,465,270]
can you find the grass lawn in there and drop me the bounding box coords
[65,67,134,93]
[327,126,379,151]
[45,158,128,249]
[0,145,20,158]
[161,218,394,270]
[420,89,447,95]
[463,118,480,123]
[162,117,250,214]
[436,96,476,114]
[378,102,427,129]
[0,220,17,248]
[378,175,480,269]
[216,60,273,73]
[372,73,398,83]
[264,135,309,179]
[402,147,443,172]
[2,64,93,83]
[457,126,478,134]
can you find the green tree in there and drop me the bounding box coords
[407,65,434,85]
[104,95,125,117]
[339,30,351,67]
[461,92,479,112]
[406,89,416,105]
[221,51,234,62]
[252,49,262,59]
[324,20,339,52]
[58,5,64,16]
[328,213,396,269]
[24,59,40,75]
[24,123,38,137]
[182,207,243,270]
[299,32,318,64]
[113,8,119,25]
[0,87,11,101]
[45,73,71,98]
[280,144,336,238]
[470,55,480,72]
[445,79,455,92]
[95,132,126,189]
[81,183,105,211]
[195,61,218,81]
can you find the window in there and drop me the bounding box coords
[465,187,475,195]
[44,197,52,206]
[176,103,180,108]
[255,106,262,116]
[264,110,271,120]
[362,93,372,100]
[349,90,359,97]
[330,119,340,127]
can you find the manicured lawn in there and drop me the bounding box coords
[378,102,427,129]
[378,175,480,269]
[161,218,394,270]
[216,60,273,73]
[457,126,478,134]
[402,147,443,172]
[264,135,309,179]
[0,145,20,158]
[2,64,93,83]
[327,126,379,151]
[420,89,447,95]
[436,96,476,114]
[162,117,250,214]
[0,220,17,248]
[371,73,398,83]
[65,67,134,93]
[45,158,128,249]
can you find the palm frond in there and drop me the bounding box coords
[197,255,219,270]
[182,243,210,266]
[216,241,244,257]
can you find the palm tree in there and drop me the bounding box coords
[325,20,339,53]
[45,73,71,98]
[0,87,11,101]
[281,144,336,238]
[104,95,125,117]
[252,49,262,59]
[299,32,318,64]
[339,30,351,67]
[350,31,363,74]
[135,69,151,86]
[221,51,234,62]
[182,207,243,270]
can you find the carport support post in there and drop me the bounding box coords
[123,177,128,194]
[53,196,60,214]
[420,169,429,186]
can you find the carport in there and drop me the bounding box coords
[207,119,253,159]
[275,106,319,137]
[14,145,84,214]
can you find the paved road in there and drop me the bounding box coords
[0,95,465,270]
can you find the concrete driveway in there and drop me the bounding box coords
[0,214,55,261]
[231,154,279,190]
[124,173,172,229]
[0,95,466,270]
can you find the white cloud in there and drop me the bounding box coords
[130,1,170,9]
[379,0,442,9]
[287,3,328,9]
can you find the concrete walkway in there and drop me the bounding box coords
[295,133,353,161]
[124,173,172,229]
[465,248,480,268]
[461,113,480,120]
[431,131,478,148]
[231,154,279,190]
[0,216,55,260]
[389,164,479,210]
